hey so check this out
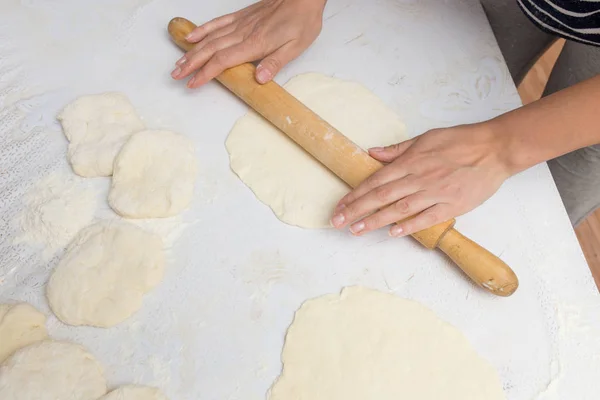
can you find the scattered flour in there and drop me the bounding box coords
[13,172,97,259]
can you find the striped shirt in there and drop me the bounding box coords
[517,0,600,46]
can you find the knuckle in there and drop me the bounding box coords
[212,51,229,66]
[365,174,381,189]
[364,214,383,230]
[204,42,218,55]
[394,199,410,213]
[422,210,439,227]
[343,205,357,221]
[374,186,392,202]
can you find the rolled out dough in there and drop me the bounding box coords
[268,286,505,400]
[0,303,47,363]
[98,385,169,400]
[0,340,106,400]
[109,130,197,218]
[47,221,165,328]
[226,73,407,228]
[58,92,144,177]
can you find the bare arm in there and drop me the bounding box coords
[495,74,600,174]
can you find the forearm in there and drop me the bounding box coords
[489,75,600,175]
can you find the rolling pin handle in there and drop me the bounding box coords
[436,229,519,297]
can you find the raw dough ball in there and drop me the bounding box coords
[268,287,506,400]
[0,303,47,363]
[99,385,169,400]
[58,92,145,177]
[0,340,106,400]
[226,73,407,228]
[109,130,197,218]
[47,221,165,328]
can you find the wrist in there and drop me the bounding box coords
[485,116,533,177]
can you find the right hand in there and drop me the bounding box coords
[171,0,327,88]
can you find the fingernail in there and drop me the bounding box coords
[334,203,346,213]
[171,67,181,78]
[256,66,272,83]
[176,56,187,66]
[389,225,404,237]
[331,213,345,227]
[187,77,196,88]
[185,33,194,41]
[350,221,365,235]
[370,147,384,152]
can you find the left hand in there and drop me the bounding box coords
[330,123,511,237]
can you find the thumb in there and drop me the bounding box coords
[368,141,412,162]
[255,42,300,84]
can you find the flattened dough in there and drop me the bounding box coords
[0,340,106,400]
[58,92,144,177]
[226,73,407,228]
[268,287,505,400]
[0,303,47,362]
[47,221,165,327]
[99,385,169,400]
[109,130,197,218]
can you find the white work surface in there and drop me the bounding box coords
[1,0,600,399]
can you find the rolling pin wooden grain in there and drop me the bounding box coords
[168,17,519,297]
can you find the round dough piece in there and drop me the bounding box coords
[58,92,145,177]
[47,221,165,328]
[109,130,197,218]
[268,286,506,400]
[0,340,107,400]
[0,303,47,363]
[99,385,169,400]
[226,73,407,228]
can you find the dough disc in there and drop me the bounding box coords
[268,286,506,400]
[47,221,165,327]
[226,73,407,228]
[58,92,144,177]
[0,340,106,400]
[109,130,197,218]
[0,303,47,363]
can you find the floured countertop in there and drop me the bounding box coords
[1,0,600,399]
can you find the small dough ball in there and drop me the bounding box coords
[99,385,169,400]
[47,221,165,328]
[58,92,145,177]
[0,340,107,400]
[109,130,197,218]
[0,303,48,362]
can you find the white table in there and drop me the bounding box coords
[1,0,599,399]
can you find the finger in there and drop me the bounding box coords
[334,166,409,214]
[389,204,452,237]
[255,41,302,84]
[187,40,263,88]
[186,14,236,43]
[172,34,243,80]
[188,24,238,57]
[330,178,418,229]
[368,141,412,163]
[348,193,435,236]
[176,25,238,66]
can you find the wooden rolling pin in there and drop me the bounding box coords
[168,17,519,297]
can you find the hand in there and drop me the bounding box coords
[330,123,511,237]
[171,0,326,88]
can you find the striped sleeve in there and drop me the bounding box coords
[517,0,600,46]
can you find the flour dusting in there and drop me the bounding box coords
[13,172,97,259]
